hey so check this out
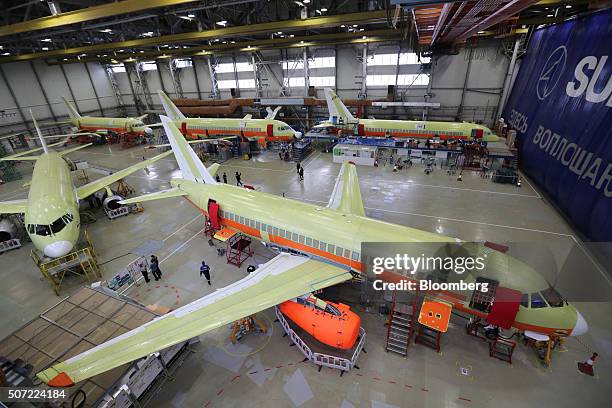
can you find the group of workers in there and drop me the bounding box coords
[139,254,214,286]
[214,171,244,186]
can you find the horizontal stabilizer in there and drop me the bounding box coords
[0,199,28,214]
[37,253,352,385]
[118,187,187,205]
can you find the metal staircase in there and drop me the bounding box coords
[385,290,418,356]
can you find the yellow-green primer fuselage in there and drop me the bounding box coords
[173,180,585,337]
[25,151,80,257]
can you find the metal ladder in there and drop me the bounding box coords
[385,290,418,356]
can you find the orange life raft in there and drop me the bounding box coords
[279,295,361,350]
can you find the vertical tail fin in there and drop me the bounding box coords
[265,106,281,120]
[323,88,355,123]
[160,115,216,184]
[62,97,81,120]
[158,91,186,121]
[30,109,49,154]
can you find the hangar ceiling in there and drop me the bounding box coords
[0,0,600,64]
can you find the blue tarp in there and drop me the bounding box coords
[503,9,612,242]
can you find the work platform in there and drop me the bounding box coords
[0,286,195,407]
[275,306,366,374]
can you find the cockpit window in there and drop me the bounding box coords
[277,126,289,131]
[540,287,565,308]
[530,292,548,308]
[520,293,529,308]
[28,213,74,237]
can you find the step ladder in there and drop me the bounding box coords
[385,290,418,356]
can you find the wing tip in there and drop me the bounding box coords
[46,371,75,387]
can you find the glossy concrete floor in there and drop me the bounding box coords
[0,144,610,408]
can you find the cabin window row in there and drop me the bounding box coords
[189,126,259,132]
[219,209,361,262]
[367,128,463,137]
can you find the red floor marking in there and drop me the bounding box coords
[203,402,210,408]
[388,380,396,384]
[264,368,272,371]
[164,285,169,288]
[458,397,471,402]
[404,385,413,388]
[231,375,241,382]
[248,371,258,375]
[372,377,381,381]
[156,285,160,288]
[216,389,224,396]
[421,388,429,392]
[356,373,363,377]
[275,365,284,368]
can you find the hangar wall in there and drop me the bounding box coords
[503,9,612,243]
[0,61,118,134]
[0,41,511,133]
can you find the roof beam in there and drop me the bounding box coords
[0,10,389,63]
[453,0,540,43]
[0,0,199,38]
[48,29,400,65]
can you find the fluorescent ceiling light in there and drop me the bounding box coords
[99,29,112,33]
[321,8,327,12]
[188,14,196,18]
[216,20,227,26]
[41,38,52,42]
[565,5,571,8]
[2,52,10,56]
[303,0,310,3]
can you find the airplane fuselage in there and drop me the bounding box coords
[172,179,584,337]
[24,151,80,257]
[174,118,295,142]
[71,117,150,135]
[324,119,497,142]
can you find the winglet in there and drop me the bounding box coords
[161,115,217,184]
[158,91,186,121]
[47,371,74,388]
[30,110,48,154]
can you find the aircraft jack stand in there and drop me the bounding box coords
[229,314,268,344]
[489,338,516,364]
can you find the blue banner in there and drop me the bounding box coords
[503,9,612,242]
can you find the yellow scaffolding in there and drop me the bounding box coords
[30,231,102,296]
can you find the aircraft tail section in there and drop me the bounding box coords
[161,115,217,184]
[323,88,355,124]
[30,110,48,154]
[158,91,186,121]
[62,97,81,120]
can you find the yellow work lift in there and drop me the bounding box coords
[30,230,102,295]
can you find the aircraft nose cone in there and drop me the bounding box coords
[294,131,302,139]
[572,310,589,336]
[43,240,73,258]
[144,127,153,135]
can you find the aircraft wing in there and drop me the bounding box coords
[0,141,67,161]
[0,199,28,214]
[118,187,187,205]
[76,150,173,199]
[58,143,93,157]
[327,161,366,216]
[37,253,352,386]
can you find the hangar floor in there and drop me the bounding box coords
[0,144,610,407]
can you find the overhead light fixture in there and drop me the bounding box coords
[353,25,358,27]
[320,8,327,12]
[139,50,145,53]
[303,0,310,3]
[63,58,68,61]
[178,16,192,21]
[216,20,227,26]
[289,34,294,37]
[547,14,553,17]
[359,28,364,31]
[99,28,112,33]
[0,46,3,49]
[41,38,52,42]
[565,4,571,8]
[315,9,321,14]
[188,14,196,18]
[2,52,10,56]
[231,40,236,43]
[362,36,367,40]
[277,31,283,34]
[118,49,125,52]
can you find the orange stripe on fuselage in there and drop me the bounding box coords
[183,128,292,142]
